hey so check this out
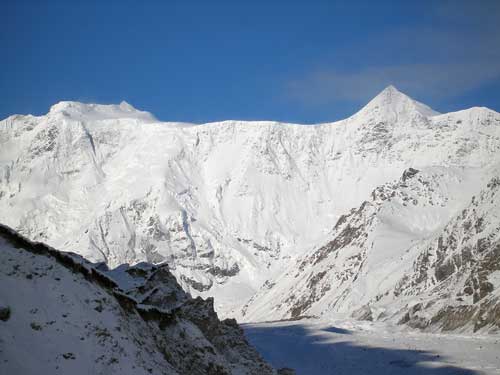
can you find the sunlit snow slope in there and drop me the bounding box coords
[1,86,499,322]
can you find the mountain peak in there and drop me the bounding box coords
[353,85,440,124]
[119,100,136,112]
[379,84,400,95]
[48,100,157,122]
[373,85,419,104]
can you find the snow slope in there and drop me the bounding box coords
[1,86,499,321]
[0,224,275,375]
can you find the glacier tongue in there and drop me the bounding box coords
[1,86,500,323]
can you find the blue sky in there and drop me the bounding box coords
[1,0,499,123]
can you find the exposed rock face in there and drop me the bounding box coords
[0,224,276,374]
[0,306,10,321]
[2,87,500,318]
[392,176,500,332]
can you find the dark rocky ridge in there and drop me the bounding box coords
[0,223,285,374]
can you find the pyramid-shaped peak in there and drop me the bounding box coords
[373,85,416,104]
[380,84,400,94]
[119,100,136,111]
[354,85,439,122]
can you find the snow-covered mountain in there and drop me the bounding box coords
[241,168,500,333]
[1,86,499,325]
[0,224,276,374]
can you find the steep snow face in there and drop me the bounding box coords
[1,86,500,318]
[0,225,275,375]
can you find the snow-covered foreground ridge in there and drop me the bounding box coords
[0,224,277,374]
[1,86,500,327]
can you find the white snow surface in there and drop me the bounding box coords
[244,318,500,375]
[1,86,500,322]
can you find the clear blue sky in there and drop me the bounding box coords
[1,0,499,123]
